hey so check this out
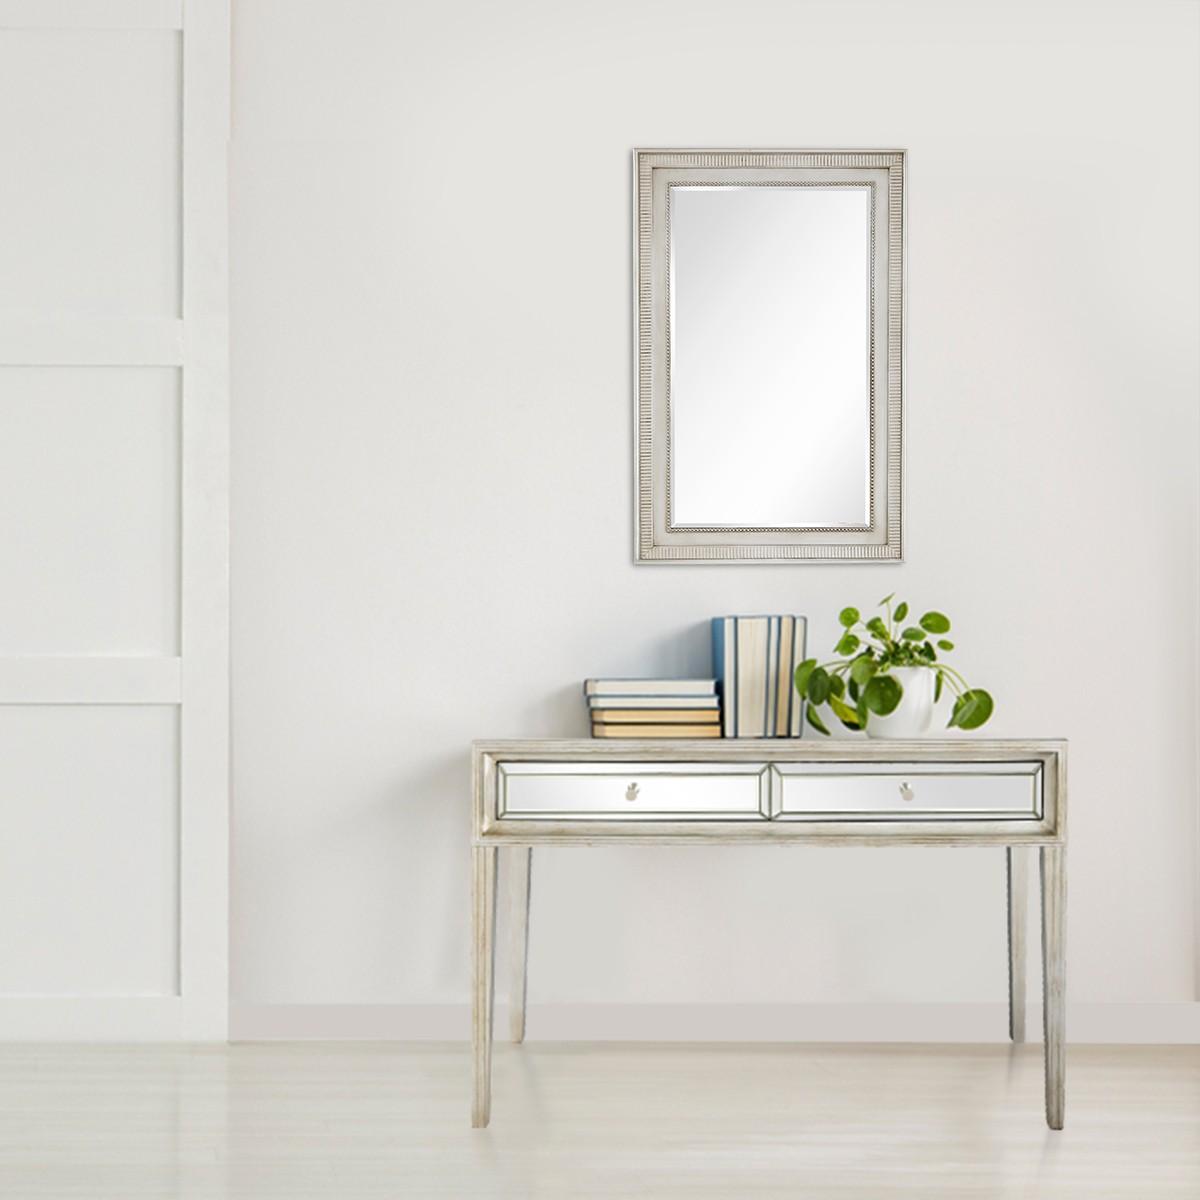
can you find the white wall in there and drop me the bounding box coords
[230,0,1200,1035]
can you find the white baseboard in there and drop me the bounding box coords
[230,1001,1200,1044]
[2,999,1194,1043]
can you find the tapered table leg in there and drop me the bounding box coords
[1007,847,1029,1042]
[1040,844,1066,1130]
[472,845,498,1128]
[508,847,532,1043]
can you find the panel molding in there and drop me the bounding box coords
[0,657,181,704]
[0,318,184,366]
[177,0,231,1041]
[0,0,182,29]
[0,998,183,1040]
[0,0,230,1041]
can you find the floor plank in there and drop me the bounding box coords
[0,1042,1196,1197]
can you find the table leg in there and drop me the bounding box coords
[472,844,498,1128]
[508,847,532,1043]
[1006,847,1028,1042]
[1040,844,1066,1130]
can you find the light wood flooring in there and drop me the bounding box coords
[0,1042,1196,1197]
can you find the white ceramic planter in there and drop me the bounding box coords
[865,667,936,739]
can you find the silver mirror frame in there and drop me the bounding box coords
[633,149,906,564]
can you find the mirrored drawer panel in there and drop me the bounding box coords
[772,762,1042,821]
[499,762,768,820]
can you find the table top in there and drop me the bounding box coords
[474,737,1066,759]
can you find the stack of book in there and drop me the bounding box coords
[584,679,721,738]
[712,615,808,738]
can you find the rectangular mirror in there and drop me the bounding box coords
[634,149,905,563]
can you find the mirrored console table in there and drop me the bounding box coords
[471,739,1067,1130]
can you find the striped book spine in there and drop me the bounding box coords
[712,615,808,739]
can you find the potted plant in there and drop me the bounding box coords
[794,596,994,738]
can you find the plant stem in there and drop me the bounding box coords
[933,662,970,692]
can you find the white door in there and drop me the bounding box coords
[0,0,229,1039]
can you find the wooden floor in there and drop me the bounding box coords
[0,1042,1196,1197]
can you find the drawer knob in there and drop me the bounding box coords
[625,782,640,802]
[899,781,914,802]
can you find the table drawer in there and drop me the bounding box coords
[772,762,1043,820]
[498,762,768,820]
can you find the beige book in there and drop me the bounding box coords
[590,709,720,724]
[776,616,794,738]
[735,616,769,736]
[591,724,722,739]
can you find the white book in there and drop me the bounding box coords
[735,617,769,738]
[584,678,716,697]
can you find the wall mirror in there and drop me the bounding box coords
[634,149,905,563]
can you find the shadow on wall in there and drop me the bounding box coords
[533,627,717,736]
[518,683,591,738]
[675,621,716,679]
[385,750,476,990]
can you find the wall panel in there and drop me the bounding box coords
[0,0,228,1040]
[0,30,180,314]
[0,706,178,996]
[0,368,179,654]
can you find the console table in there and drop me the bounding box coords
[471,739,1067,1129]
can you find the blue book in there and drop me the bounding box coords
[788,616,809,737]
[711,617,737,737]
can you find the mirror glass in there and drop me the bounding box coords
[668,184,871,528]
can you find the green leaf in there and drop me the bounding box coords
[921,641,936,661]
[828,694,863,730]
[949,689,994,730]
[894,601,909,622]
[855,693,870,726]
[849,655,878,686]
[828,674,846,699]
[807,667,831,705]
[864,673,903,716]
[901,627,925,641]
[806,702,831,736]
[838,607,860,628]
[938,639,955,651]
[836,632,860,656]
[878,593,894,606]
[847,677,860,703]
[920,611,951,635]
[794,659,817,697]
[866,616,888,639]
[934,670,944,703]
